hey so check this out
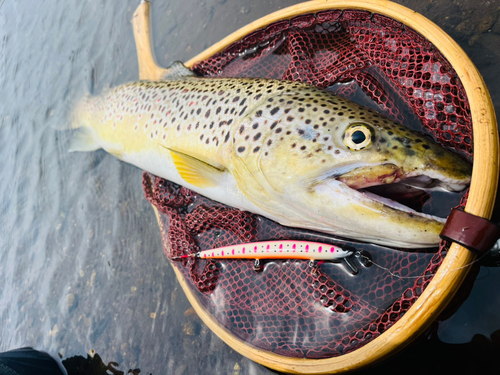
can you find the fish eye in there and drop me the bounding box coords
[343,124,373,151]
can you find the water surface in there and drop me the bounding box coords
[0,0,499,373]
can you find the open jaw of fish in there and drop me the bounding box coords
[330,161,468,221]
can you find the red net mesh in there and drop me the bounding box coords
[143,10,473,358]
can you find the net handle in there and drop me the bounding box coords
[132,1,167,80]
[132,1,499,373]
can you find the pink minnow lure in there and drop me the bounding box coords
[171,240,352,261]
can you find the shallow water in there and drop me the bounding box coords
[0,0,499,374]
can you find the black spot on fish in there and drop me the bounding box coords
[255,94,262,101]
[305,119,311,125]
[287,116,294,122]
[239,106,247,116]
[254,133,261,141]
[270,107,280,116]
[256,110,263,117]
[224,132,230,143]
[205,109,211,118]
[422,144,430,149]
[219,121,226,127]
[200,134,204,140]
[334,149,340,154]
[233,96,240,102]
[392,146,398,150]
[238,146,245,153]
[291,143,296,148]
[253,146,260,153]
[267,139,272,146]
[298,107,305,112]
[240,98,246,106]
[275,128,282,133]
[270,121,278,130]
[284,108,291,114]
[228,119,233,125]
[239,126,245,134]
[216,107,221,115]
[300,146,306,150]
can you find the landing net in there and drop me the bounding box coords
[143,10,474,358]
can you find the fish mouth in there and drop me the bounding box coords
[330,163,471,221]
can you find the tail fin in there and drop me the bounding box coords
[68,93,101,152]
[68,128,100,152]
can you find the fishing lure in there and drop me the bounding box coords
[171,240,353,271]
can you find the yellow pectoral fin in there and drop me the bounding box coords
[166,147,225,188]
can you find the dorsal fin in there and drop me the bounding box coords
[161,61,197,79]
[160,145,224,188]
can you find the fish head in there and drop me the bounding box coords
[232,89,471,248]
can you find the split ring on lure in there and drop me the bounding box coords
[171,240,353,268]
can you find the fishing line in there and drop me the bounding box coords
[355,249,491,280]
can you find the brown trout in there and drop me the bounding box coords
[71,62,471,248]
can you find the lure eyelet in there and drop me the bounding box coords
[343,124,373,151]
